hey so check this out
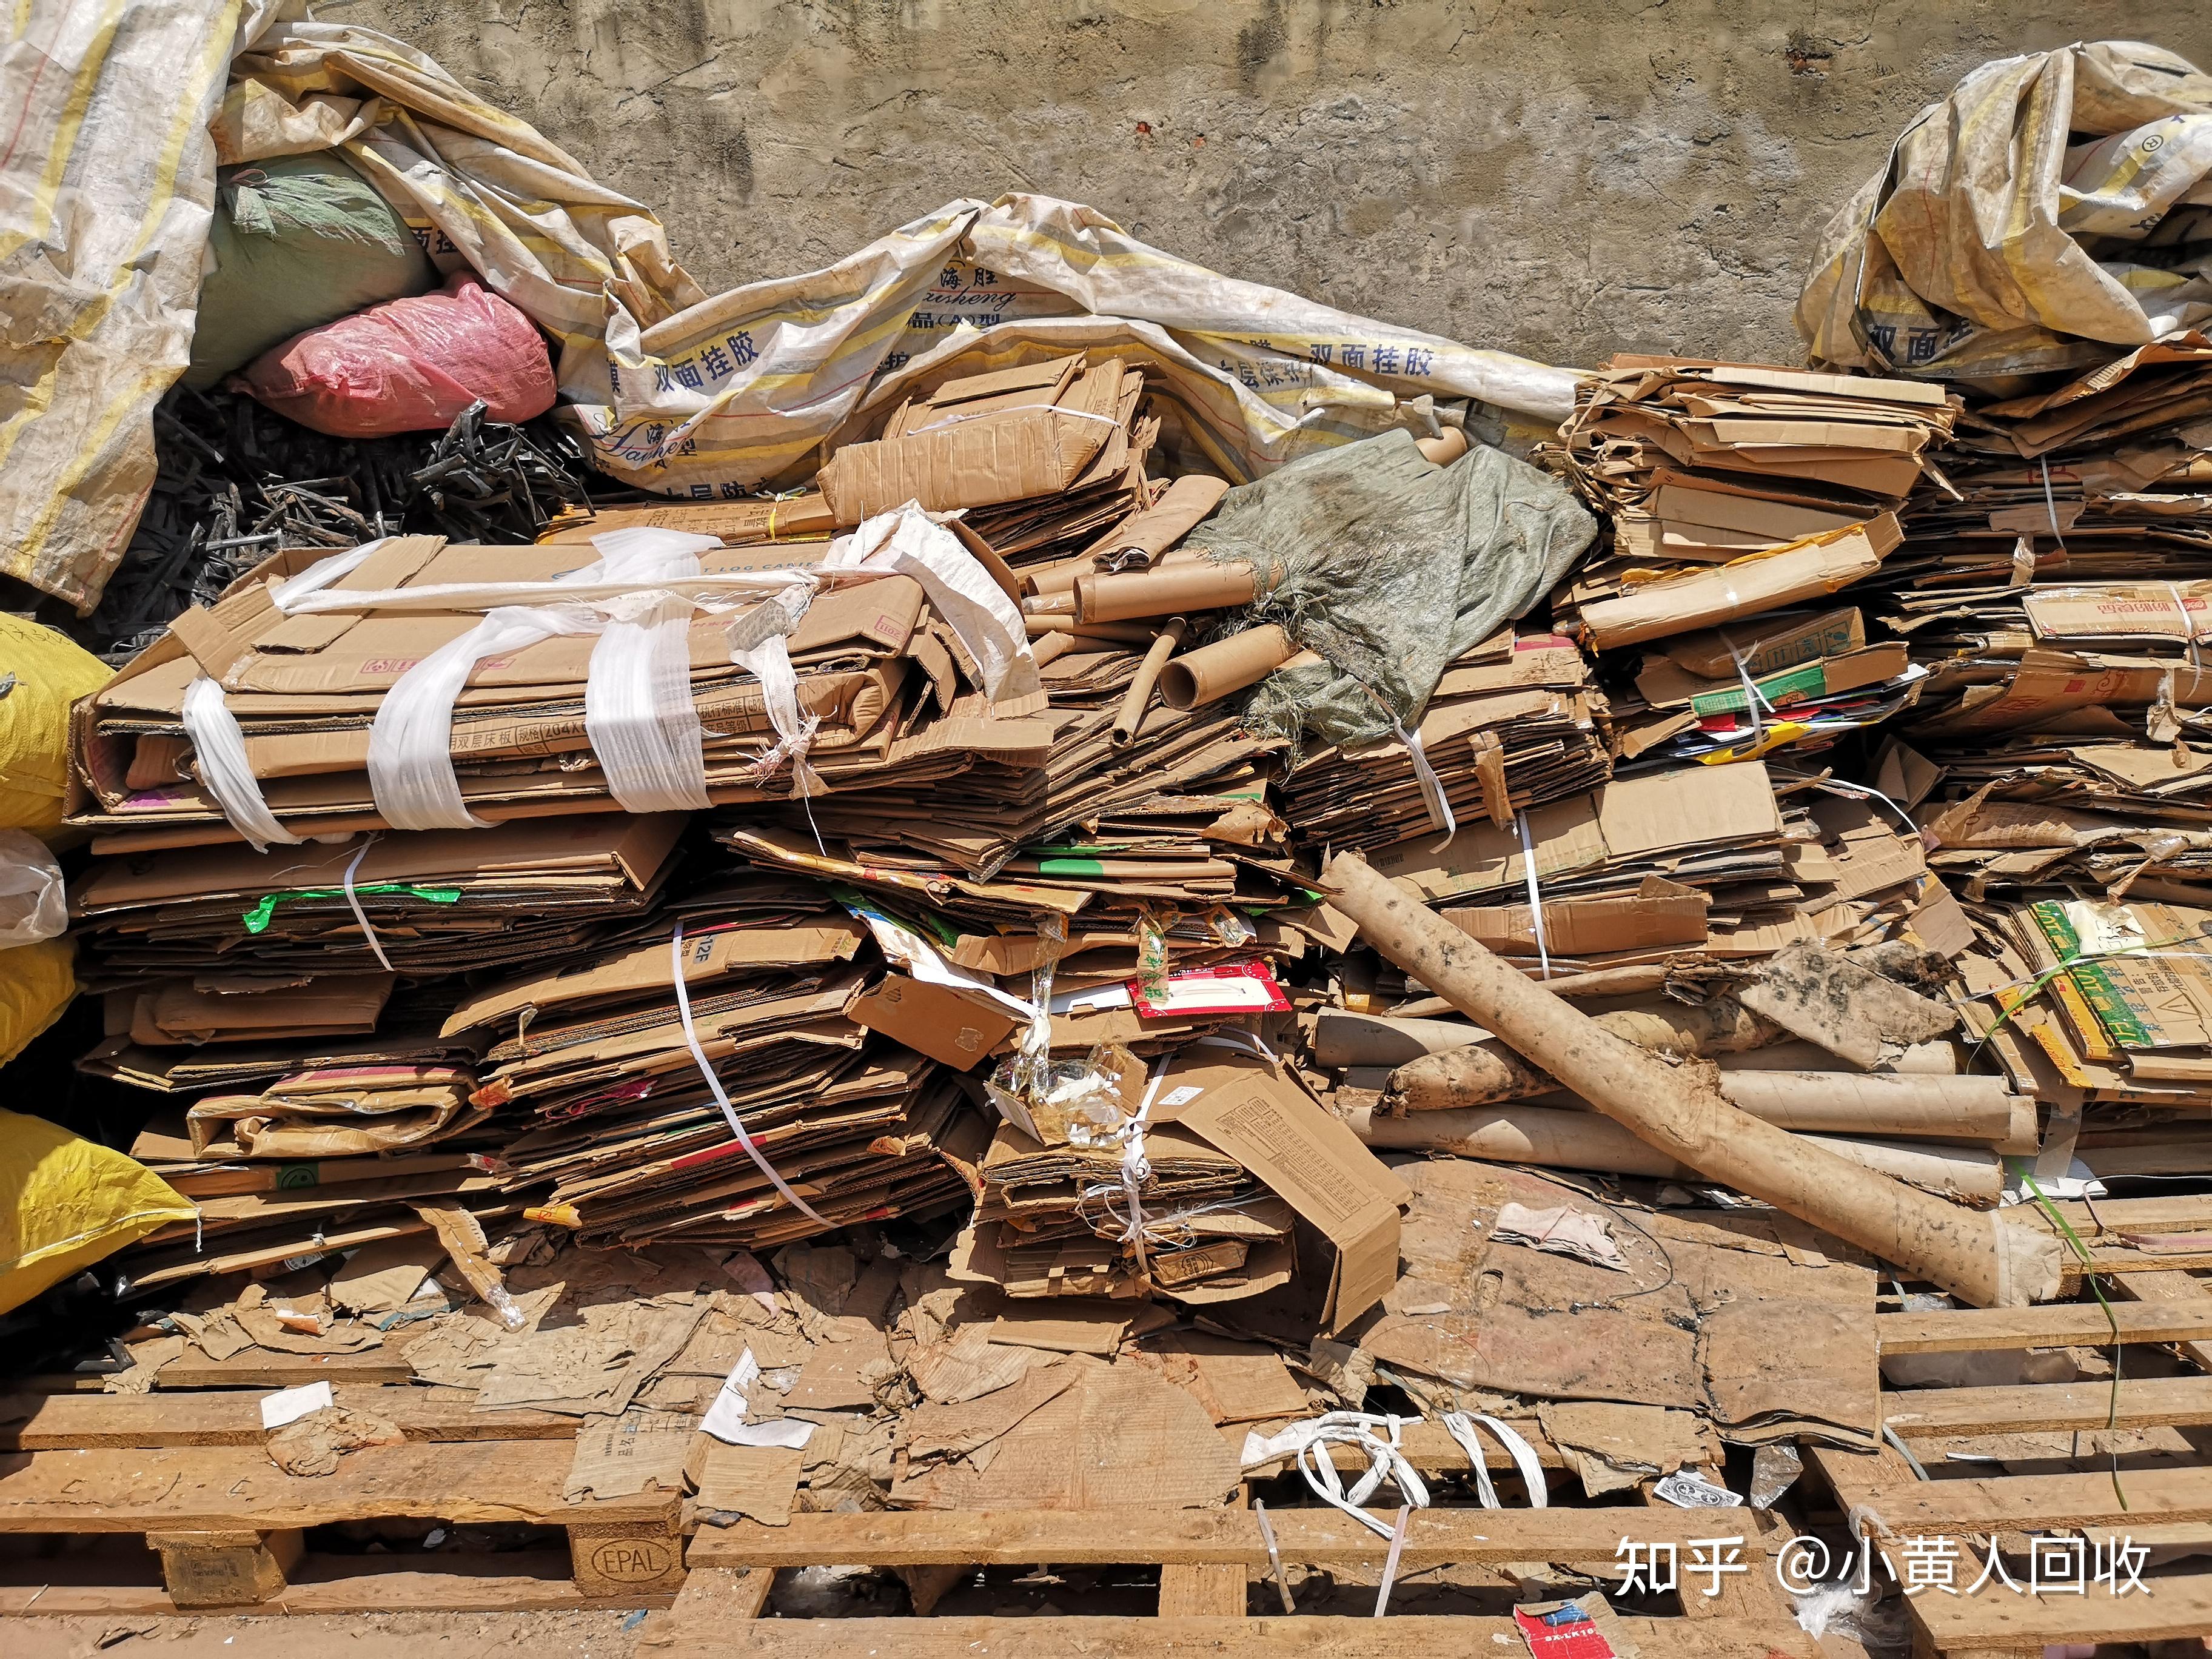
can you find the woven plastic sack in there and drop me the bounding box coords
[1189,431,1595,752]
[233,272,557,437]
[0,1107,195,1315]
[0,934,76,1068]
[0,614,112,842]
[186,150,436,390]
[1798,41,2212,382]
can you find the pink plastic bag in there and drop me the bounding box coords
[232,272,557,437]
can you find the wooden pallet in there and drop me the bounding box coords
[1811,1263,2212,1658]
[17,1290,2212,1643]
[0,1395,685,1612]
[668,1507,1823,1655]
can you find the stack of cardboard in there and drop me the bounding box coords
[953,1042,1407,1325]
[1545,358,1953,765]
[64,532,1044,846]
[70,815,687,982]
[1277,628,1612,850]
[1875,334,2212,741]
[1550,358,1950,647]
[1362,760,1956,976]
[819,354,1158,561]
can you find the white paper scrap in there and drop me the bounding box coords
[258,1379,333,1430]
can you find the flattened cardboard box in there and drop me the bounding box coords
[1578,515,1900,651]
[1446,876,1711,956]
[846,973,1023,1070]
[1367,762,1781,903]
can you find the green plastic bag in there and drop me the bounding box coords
[186,151,436,390]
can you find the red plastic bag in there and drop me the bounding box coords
[232,272,557,437]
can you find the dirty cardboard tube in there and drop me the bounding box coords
[1347,1105,2003,1196]
[1111,618,1188,745]
[1159,626,1300,711]
[1378,997,1780,1108]
[1074,561,1257,625]
[1386,1051,2024,1146]
[1322,850,2060,1307]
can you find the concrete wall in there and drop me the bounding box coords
[333,0,2210,370]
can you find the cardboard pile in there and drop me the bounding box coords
[1880,333,2212,740]
[954,1042,1407,1323]
[64,529,1042,846]
[1276,627,1611,850]
[819,354,1157,558]
[1549,358,1954,766]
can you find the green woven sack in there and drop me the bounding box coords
[186,150,437,390]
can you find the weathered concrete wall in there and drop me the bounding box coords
[336,0,2210,369]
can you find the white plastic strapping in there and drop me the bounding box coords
[183,675,304,852]
[670,920,830,1228]
[825,507,1038,701]
[1439,1410,1549,1509]
[582,528,719,814]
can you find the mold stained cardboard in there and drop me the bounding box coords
[1168,1062,1410,1330]
[846,973,1023,1071]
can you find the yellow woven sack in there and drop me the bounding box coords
[0,1106,194,1315]
[0,935,75,1066]
[0,614,110,840]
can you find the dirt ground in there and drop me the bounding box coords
[8,1612,646,1659]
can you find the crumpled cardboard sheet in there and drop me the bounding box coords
[890,1356,1241,1511]
[267,1403,406,1478]
[564,1407,694,1501]
[1359,1160,1880,1449]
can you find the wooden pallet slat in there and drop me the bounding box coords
[1880,1374,2212,1436]
[1875,1301,2212,1354]
[650,1614,1822,1659]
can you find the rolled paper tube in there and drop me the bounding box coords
[1415,427,1471,465]
[1022,591,1078,617]
[1029,632,1079,668]
[1716,1039,1961,1076]
[1347,1105,2003,1197]
[1110,618,1189,745]
[1022,615,1156,643]
[1159,626,1298,711]
[1322,850,2060,1309]
[1074,560,1257,624]
[1028,546,1207,599]
[1509,1072,2026,1147]
[1312,1010,1492,1068]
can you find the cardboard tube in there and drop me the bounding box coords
[1706,1071,2024,1146]
[1382,999,1780,1110]
[1111,618,1188,744]
[1313,1011,1489,1068]
[1322,851,2060,1308]
[1416,427,1470,466]
[1022,616,1155,643]
[1718,1039,1960,1076]
[1160,625,1296,710]
[1030,632,1079,668]
[1030,546,1208,598]
[1075,561,1256,624]
[1347,1105,2003,1196]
